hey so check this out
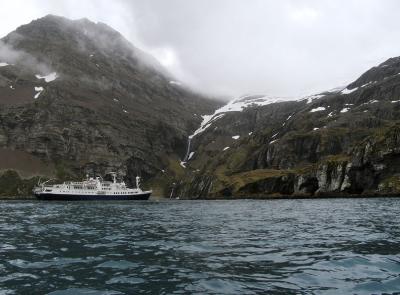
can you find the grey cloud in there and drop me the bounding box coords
[2,0,400,98]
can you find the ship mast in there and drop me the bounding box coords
[136,176,141,189]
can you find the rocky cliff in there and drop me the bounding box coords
[176,57,400,198]
[0,15,221,197]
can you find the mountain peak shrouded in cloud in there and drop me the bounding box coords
[1,1,400,98]
[0,14,173,81]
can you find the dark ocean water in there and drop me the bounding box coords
[0,198,400,295]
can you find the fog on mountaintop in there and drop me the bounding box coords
[0,15,169,88]
[1,0,400,98]
[0,40,51,74]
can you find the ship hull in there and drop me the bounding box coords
[34,192,151,201]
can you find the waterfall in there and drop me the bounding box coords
[180,136,194,168]
[183,136,192,162]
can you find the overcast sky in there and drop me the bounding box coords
[1,0,400,98]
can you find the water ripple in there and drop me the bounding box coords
[0,198,399,294]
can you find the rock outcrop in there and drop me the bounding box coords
[175,57,400,198]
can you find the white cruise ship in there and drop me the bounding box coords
[33,173,151,201]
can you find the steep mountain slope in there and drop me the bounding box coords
[176,58,400,198]
[0,15,221,196]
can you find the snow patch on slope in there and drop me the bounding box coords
[310,107,326,113]
[189,95,283,138]
[341,87,358,95]
[34,87,44,99]
[341,81,377,95]
[0,62,9,67]
[221,95,283,112]
[299,86,343,104]
[340,108,350,113]
[190,86,348,139]
[189,113,225,139]
[301,94,324,104]
[35,72,58,82]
